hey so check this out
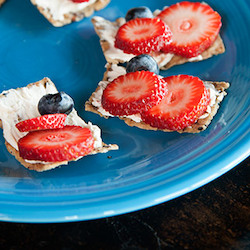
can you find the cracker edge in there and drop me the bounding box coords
[85,66,230,134]
[91,17,225,69]
[0,77,118,172]
[30,0,110,27]
[0,0,6,7]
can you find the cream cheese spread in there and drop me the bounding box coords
[0,80,103,156]
[91,64,221,123]
[92,16,175,68]
[200,82,224,119]
[34,0,96,21]
[92,15,203,68]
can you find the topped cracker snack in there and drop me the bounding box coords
[92,1,225,69]
[30,0,110,27]
[0,77,118,172]
[85,55,229,133]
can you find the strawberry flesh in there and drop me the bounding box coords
[71,0,90,3]
[102,71,167,116]
[16,114,67,132]
[157,1,222,58]
[115,18,172,55]
[18,126,94,162]
[141,75,210,130]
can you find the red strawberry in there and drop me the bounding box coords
[101,71,167,116]
[71,0,89,3]
[115,18,172,55]
[18,126,94,162]
[141,75,210,131]
[15,114,67,132]
[157,1,222,58]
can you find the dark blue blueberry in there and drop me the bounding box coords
[125,7,153,22]
[126,54,159,75]
[38,92,74,115]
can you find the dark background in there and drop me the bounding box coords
[0,157,249,250]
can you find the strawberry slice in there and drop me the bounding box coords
[141,75,210,131]
[115,18,172,55]
[15,114,67,132]
[101,71,167,116]
[71,0,90,2]
[157,1,222,58]
[18,126,94,162]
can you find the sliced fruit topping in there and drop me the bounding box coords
[38,92,74,115]
[125,7,154,22]
[126,54,159,75]
[15,114,67,132]
[101,71,167,116]
[71,0,90,3]
[115,18,172,55]
[157,1,222,58]
[141,75,210,130]
[18,126,94,162]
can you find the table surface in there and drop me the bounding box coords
[0,157,249,249]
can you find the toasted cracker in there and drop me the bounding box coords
[85,64,230,133]
[161,35,225,70]
[4,140,117,172]
[0,0,6,7]
[30,0,110,27]
[0,77,118,172]
[91,16,225,70]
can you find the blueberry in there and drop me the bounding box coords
[126,54,159,75]
[38,92,74,115]
[125,7,153,22]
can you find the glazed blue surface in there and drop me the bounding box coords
[0,0,249,223]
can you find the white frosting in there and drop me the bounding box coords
[0,80,103,160]
[91,65,221,123]
[34,0,96,21]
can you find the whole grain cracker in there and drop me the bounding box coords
[85,64,230,133]
[0,77,118,172]
[0,0,6,7]
[30,0,110,27]
[91,16,225,70]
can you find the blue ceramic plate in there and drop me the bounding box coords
[0,0,249,223]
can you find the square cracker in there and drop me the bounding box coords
[0,77,118,172]
[30,0,110,27]
[85,64,230,133]
[0,0,6,7]
[91,16,225,70]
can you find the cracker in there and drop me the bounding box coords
[91,16,225,70]
[85,64,230,133]
[30,0,110,27]
[0,0,6,7]
[0,77,118,172]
